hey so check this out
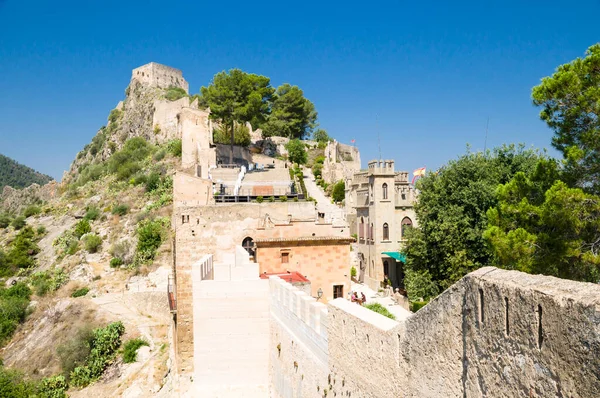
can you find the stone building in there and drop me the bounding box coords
[321,139,361,184]
[131,62,189,92]
[346,159,417,291]
[254,235,353,302]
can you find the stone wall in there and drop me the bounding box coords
[269,276,329,398]
[132,62,189,92]
[269,267,600,397]
[215,143,252,167]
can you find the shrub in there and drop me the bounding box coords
[110,240,131,264]
[84,206,100,221]
[71,287,89,298]
[108,109,123,124]
[312,163,323,179]
[167,139,182,157]
[7,227,39,269]
[39,375,68,398]
[364,302,396,320]
[112,204,129,216]
[57,326,94,379]
[404,269,439,302]
[69,321,125,387]
[23,205,41,218]
[351,266,357,278]
[410,301,428,312]
[74,219,91,239]
[110,257,123,268]
[332,180,345,203]
[279,196,287,202]
[153,149,166,161]
[37,225,47,235]
[134,218,168,265]
[82,233,102,253]
[108,138,152,181]
[285,139,307,165]
[145,172,161,192]
[0,214,11,228]
[122,337,149,363]
[11,216,26,230]
[153,125,161,135]
[164,86,188,101]
[256,196,264,203]
[269,196,275,202]
[0,283,32,344]
[0,366,37,397]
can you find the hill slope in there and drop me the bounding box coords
[0,154,53,189]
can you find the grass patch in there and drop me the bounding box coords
[71,287,89,298]
[363,302,396,320]
[122,338,149,363]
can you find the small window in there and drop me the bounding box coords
[383,223,389,240]
[333,285,343,299]
[182,215,189,224]
[281,252,290,263]
[382,183,388,200]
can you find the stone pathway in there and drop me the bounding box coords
[302,167,346,225]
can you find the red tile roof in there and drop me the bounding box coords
[260,271,310,283]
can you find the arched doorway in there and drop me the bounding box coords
[242,237,255,260]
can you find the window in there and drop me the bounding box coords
[369,223,374,241]
[401,217,413,237]
[382,183,388,200]
[182,215,189,224]
[281,252,290,263]
[383,223,389,240]
[359,217,365,240]
[333,285,343,299]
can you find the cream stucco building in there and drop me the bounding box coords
[346,159,417,291]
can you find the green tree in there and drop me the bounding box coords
[213,122,251,146]
[262,84,317,139]
[312,129,330,143]
[484,159,600,282]
[532,43,600,193]
[332,180,345,203]
[199,69,274,150]
[285,139,307,165]
[403,145,544,292]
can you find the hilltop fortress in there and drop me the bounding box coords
[120,63,599,397]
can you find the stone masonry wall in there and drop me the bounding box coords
[132,62,189,92]
[269,276,329,398]
[270,267,600,397]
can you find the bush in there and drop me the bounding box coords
[167,139,182,157]
[256,196,264,203]
[134,218,168,265]
[82,233,102,253]
[84,206,100,221]
[110,257,123,268]
[74,219,91,239]
[145,172,161,192]
[111,204,129,216]
[332,180,345,203]
[279,196,287,202]
[269,196,275,202]
[351,266,357,278]
[122,337,149,363]
[57,326,94,379]
[364,302,396,320]
[404,269,439,302]
[108,138,153,181]
[71,287,89,298]
[410,301,428,312]
[39,375,68,398]
[69,321,125,387]
[312,163,323,179]
[37,225,47,235]
[0,282,32,344]
[0,366,37,397]
[153,149,166,161]
[285,139,307,165]
[164,86,188,101]
[23,205,41,218]
[7,227,39,270]
[11,216,26,230]
[0,214,11,228]
[31,269,68,296]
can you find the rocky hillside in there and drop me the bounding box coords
[0,154,53,189]
[0,76,187,397]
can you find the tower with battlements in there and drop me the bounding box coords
[131,62,189,92]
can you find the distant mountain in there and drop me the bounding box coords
[0,154,53,189]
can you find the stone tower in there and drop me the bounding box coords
[131,62,189,93]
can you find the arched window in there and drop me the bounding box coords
[401,217,413,238]
[382,183,388,200]
[359,217,365,240]
[383,223,389,240]
[242,237,255,258]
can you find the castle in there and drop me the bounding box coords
[125,63,599,397]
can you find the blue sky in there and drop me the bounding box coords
[0,0,598,180]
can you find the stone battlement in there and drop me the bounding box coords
[131,62,189,92]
